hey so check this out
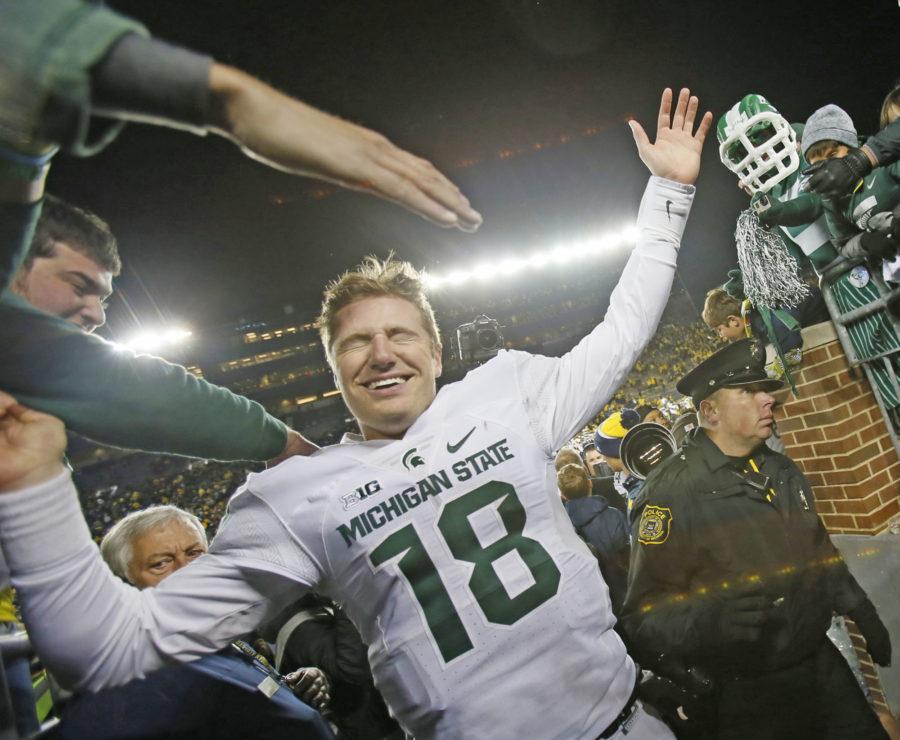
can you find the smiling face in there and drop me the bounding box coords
[12,241,113,333]
[128,519,207,589]
[700,383,776,456]
[330,295,443,441]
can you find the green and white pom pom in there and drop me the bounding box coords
[734,209,810,309]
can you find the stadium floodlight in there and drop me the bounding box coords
[119,327,193,353]
[422,222,637,291]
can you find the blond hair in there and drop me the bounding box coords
[879,84,900,130]
[317,254,440,359]
[702,287,741,328]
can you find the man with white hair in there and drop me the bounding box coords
[55,504,335,739]
[100,505,208,589]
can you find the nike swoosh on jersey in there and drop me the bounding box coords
[665,199,673,221]
[447,426,477,453]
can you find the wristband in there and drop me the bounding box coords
[0,145,57,183]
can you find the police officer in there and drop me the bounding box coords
[622,339,891,739]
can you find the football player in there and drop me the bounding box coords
[0,87,711,739]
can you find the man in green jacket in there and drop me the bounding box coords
[0,0,480,461]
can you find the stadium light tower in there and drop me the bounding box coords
[118,327,193,354]
[422,222,637,290]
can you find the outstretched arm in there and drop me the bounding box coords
[0,294,311,461]
[205,63,481,232]
[0,392,316,690]
[519,88,712,450]
[0,0,480,231]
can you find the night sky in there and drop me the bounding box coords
[45,0,900,342]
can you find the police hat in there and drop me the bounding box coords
[676,338,783,407]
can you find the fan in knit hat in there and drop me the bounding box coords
[594,408,641,460]
[801,104,858,158]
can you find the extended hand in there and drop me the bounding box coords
[209,65,482,232]
[801,147,873,198]
[628,88,712,186]
[0,392,66,492]
[267,429,319,468]
[702,582,771,646]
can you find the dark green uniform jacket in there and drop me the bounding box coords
[0,1,289,460]
[622,429,867,678]
[823,160,900,243]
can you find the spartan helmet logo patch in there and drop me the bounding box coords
[638,505,673,545]
[402,448,425,471]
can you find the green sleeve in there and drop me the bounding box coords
[0,292,288,461]
[0,0,147,155]
[865,119,900,167]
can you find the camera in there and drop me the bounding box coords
[456,315,504,367]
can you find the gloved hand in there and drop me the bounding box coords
[859,231,898,261]
[802,147,873,197]
[752,192,821,228]
[848,599,892,666]
[702,583,771,646]
[284,667,332,713]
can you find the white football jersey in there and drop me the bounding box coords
[0,176,693,740]
[241,351,633,738]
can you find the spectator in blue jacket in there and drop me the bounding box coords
[558,463,630,615]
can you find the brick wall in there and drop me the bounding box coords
[774,322,900,535]
[773,321,899,718]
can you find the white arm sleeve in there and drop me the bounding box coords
[516,176,695,453]
[0,470,319,692]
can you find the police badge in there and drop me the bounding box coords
[638,505,673,545]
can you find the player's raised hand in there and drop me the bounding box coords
[628,88,712,186]
[0,391,66,492]
[209,65,482,233]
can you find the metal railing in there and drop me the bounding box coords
[0,632,58,739]
[820,256,900,459]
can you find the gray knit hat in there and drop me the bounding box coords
[801,104,857,157]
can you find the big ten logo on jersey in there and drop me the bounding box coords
[341,480,382,511]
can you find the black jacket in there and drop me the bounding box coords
[622,429,867,678]
[564,495,630,614]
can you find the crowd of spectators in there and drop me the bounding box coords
[581,321,717,435]
[76,458,261,543]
